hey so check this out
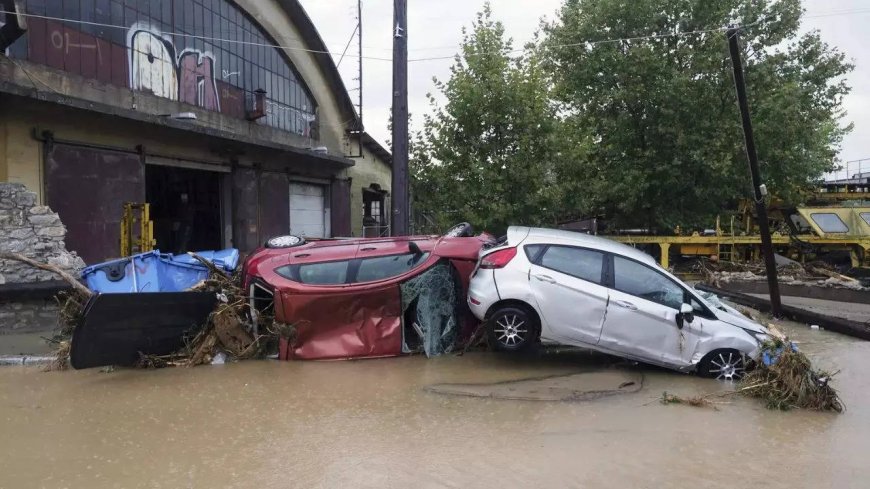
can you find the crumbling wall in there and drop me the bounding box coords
[0,183,85,334]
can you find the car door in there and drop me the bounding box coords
[599,255,690,367]
[528,245,609,345]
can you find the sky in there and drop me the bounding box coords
[300,0,870,178]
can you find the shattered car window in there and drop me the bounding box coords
[400,260,462,357]
[356,252,431,282]
[539,246,604,284]
[613,256,683,310]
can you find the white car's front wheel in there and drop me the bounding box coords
[698,349,747,381]
[487,306,538,352]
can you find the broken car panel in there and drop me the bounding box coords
[243,225,494,360]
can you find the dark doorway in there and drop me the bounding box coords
[145,165,222,253]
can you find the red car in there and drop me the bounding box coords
[242,224,495,360]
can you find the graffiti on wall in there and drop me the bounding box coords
[7,1,319,137]
[127,23,220,111]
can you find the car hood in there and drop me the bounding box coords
[696,289,768,335]
[716,309,768,334]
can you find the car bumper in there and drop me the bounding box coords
[467,270,499,321]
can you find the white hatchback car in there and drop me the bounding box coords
[468,227,770,380]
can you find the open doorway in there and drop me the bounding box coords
[145,165,222,253]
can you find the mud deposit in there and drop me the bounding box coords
[1,319,868,488]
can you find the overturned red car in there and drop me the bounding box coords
[242,224,495,360]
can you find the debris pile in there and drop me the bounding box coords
[739,339,844,412]
[661,325,843,413]
[697,258,865,290]
[136,254,272,368]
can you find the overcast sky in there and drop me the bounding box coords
[300,0,870,177]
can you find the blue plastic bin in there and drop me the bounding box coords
[81,249,239,293]
[162,249,240,272]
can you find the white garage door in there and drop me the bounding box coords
[290,182,328,238]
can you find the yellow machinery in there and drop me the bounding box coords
[609,205,870,269]
[120,202,156,257]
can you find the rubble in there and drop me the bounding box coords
[739,339,844,412]
[698,258,866,291]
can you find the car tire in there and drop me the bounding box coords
[265,235,305,249]
[487,306,538,352]
[697,349,747,381]
[444,222,474,238]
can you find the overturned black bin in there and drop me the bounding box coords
[70,292,216,369]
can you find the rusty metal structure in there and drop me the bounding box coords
[608,199,870,270]
[120,202,155,257]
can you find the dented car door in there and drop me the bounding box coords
[598,255,689,367]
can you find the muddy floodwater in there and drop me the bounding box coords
[2,319,869,488]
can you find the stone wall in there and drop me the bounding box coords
[0,183,85,334]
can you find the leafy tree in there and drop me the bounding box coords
[545,0,853,231]
[411,4,560,235]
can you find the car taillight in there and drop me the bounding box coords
[479,247,517,269]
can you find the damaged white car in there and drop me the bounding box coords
[468,227,770,380]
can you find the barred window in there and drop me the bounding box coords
[8,0,317,136]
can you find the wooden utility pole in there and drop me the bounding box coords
[391,0,410,236]
[727,27,783,317]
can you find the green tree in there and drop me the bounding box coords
[411,4,560,235]
[545,0,853,231]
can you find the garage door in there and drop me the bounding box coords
[290,182,327,238]
[45,144,144,264]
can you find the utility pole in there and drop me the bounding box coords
[727,27,783,317]
[391,0,410,236]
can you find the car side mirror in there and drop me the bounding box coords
[677,303,694,328]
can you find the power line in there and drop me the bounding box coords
[0,9,765,64]
[0,10,393,61]
[4,7,865,66]
[336,23,360,68]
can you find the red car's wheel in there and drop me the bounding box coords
[265,235,305,249]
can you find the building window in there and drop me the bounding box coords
[8,0,317,137]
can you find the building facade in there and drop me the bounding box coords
[0,0,391,264]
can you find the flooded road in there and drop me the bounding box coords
[2,319,869,488]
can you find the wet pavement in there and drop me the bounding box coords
[749,294,870,323]
[1,319,869,488]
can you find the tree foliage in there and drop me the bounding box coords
[411,0,853,233]
[411,5,559,235]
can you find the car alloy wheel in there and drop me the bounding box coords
[702,350,746,381]
[265,235,304,248]
[487,306,536,351]
[495,313,528,347]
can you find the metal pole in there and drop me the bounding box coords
[727,28,783,317]
[391,0,409,236]
[357,0,364,157]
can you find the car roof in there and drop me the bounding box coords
[511,226,658,266]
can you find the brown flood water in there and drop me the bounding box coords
[1,319,869,488]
